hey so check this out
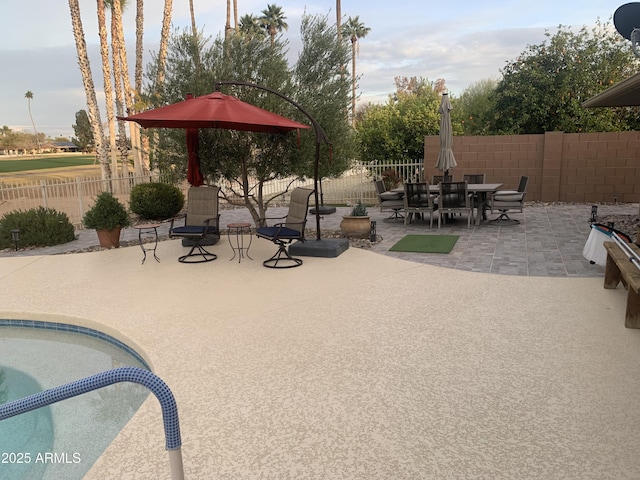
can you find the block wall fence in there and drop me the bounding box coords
[424,131,640,204]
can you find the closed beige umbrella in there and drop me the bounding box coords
[435,93,457,175]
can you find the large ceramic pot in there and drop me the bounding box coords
[340,216,371,239]
[95,227,122,249]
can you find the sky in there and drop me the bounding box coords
[0,0,629,139]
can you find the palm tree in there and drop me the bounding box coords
[238,14,265,39]
[24,91,41,153]
[68,0,110,179]
[107,0,136,174]
[260,4,288,47]
[134,0,149,172]
[336,0,341,37]
[97,0,118,175]
[342,16,370,126]
[233,0,238,29]
[156,0,173,86]
[189,0,196,34]
[225,0,232,38]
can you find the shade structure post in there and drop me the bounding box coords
[214,80,331,241]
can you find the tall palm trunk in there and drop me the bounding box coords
[156,0,173,86]
[134,0,149,173]
[225,0,232,38]
[112,0,143,175]
[233,0,238,29]
[97,0,118,175]
[68,0,111,180]
[24,92,41,154]
[189,0,196,33]
[111,3,129,175]
[351,37,357,127]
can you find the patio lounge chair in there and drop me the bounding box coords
[169,186,220,263]
[256,187,314,268]
[489,176,529,225]
[403,182,437,227]
[374,179,404,221]
[437,181,474,228]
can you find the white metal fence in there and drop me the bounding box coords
[0,161,423,229]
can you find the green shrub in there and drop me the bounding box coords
[350,200,368,216]
[129,182,184,220]
[83,191,131,230]
[0,207,75,249]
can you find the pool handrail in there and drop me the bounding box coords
[0,366,184,480]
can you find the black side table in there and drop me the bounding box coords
[226,222,253,263]
[135,223,161,264]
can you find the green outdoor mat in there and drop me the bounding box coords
[389,234,459,254]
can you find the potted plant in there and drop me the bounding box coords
[340,200,371,238]
[83,191,131,248]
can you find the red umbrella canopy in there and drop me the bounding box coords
[119,92,310,133]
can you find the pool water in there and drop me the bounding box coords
[0,323,150,480]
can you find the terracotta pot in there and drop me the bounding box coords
[95,227,122,249]
[340,216,371,239]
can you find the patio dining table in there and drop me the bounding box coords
[392,183,503,225]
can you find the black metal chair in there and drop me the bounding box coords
[403,182,437,227]
[463,173,487,211]
[437,181,474,228]
[256,187,314,268]
[432,174,454,185]
[169,186,220,263]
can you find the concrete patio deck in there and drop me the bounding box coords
[1,203,640,479]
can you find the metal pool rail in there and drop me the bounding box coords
[0,366,184,480]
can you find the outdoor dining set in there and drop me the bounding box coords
[375,175,529,228]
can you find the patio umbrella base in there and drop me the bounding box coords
[289,238,349,258]
[310,206,337,215]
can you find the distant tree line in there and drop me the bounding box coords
[0,126,72,154]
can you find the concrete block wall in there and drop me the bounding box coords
[424,131,640,203]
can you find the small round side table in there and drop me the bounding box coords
[226,222,253,263]
[135,223,161,264]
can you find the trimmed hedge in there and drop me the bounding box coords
[129,183,185,220]
[0,207,75,249]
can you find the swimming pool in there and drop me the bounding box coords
[0,320,150,480]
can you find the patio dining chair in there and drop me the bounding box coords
[489,176,529,225]
[432,174,454,185]
[463,173,487,211]
[403,182,437,227]
[374,179,404,221]
[256,187,314,268]
[169,186,220,263]
[437,181,474,228]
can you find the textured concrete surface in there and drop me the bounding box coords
[2,204,640,478]
[2,202,637,277]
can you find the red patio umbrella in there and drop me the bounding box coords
[119,92,310,184]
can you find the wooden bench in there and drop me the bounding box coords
[603,241,640,328]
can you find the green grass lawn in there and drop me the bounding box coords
[0,155,96,173]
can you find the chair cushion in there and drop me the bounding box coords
[256,226,302,239]
[493,193,523,202]
[380,199,404,208]
[172,225,218,236]
[380,191,402,200]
